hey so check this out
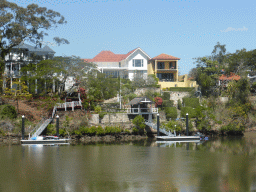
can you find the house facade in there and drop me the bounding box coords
[2,43,56,93]
[218,73,241,88]
[84,47,151,80]
[148,53,198,89]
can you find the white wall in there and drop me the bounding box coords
[127,49,149,80]
[65,76,76,91]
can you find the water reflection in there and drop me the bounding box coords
[0,136,256,191]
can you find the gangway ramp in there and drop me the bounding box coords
[145,121,169,136]
[31,118,53,138]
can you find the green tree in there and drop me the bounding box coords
[0,0,69,71]
[146,74,159,87]
[131,70,146,90]
[87,73,119,101]
[193,42,227,96]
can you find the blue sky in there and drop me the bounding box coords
[10,0,256,74]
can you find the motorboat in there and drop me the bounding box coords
[21,136,70,144]
[156,131,207,141]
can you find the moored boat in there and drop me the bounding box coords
[21,136,70,144]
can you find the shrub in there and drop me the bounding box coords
[99,112,107,119]
[127,93,137,101]
[73,130,82,136]
[220,123,245,135]
[197,119,211,131]
[132,115,146,130]
[79,126,90,135]
[132,127,138,134]
[164,120,182,132]
[182,98,200,108]
[1,105,17,119]
[180,107,196,118]
[162,92,170,100]
[104,126,121,134]
[46,124,56,135]
[94,105,102,113]
[88,126,97,136]
[162,100,174,108]
[59,128,67,137]
[124,129,130,134]
[165,107,178,120]
[177,99,182,110]
[96,126,105,136]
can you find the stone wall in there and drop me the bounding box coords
[134,88,161,96]
[169,91,190,106]
[101,113,130,124]
[89,114,99,125]
[89,113,130,125]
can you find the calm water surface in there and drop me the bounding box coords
[1,134,256,192]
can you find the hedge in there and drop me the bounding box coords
[165,107,178,120]
[182,98,200,108]
[162,100,174,108]
[162,92,170,100]
[168,87,195,92]
[180,107,196,118]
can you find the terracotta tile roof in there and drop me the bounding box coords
[151,53,180,60]
[219,73,241,81]
[83,48,138,63]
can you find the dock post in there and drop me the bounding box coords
[157,113,160,136]
[56,115,59,137]
[22,115,25,139]
[186,113,189,136]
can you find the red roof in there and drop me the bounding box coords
[219,73,241,81]
[151,53,180,60]
[83,48,138,62]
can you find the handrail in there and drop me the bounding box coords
[29,117,46,136]
[127,108,158,114]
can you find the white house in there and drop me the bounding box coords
[2,43,56,93]
[83,47,151,80]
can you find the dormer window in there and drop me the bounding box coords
[133,59,143,67]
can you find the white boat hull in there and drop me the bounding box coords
[20,139,70,144]
[156,136,200,141]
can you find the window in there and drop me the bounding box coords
[169,62,176,69]
[157,62,165,69]
[133,59,144,67]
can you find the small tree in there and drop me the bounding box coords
[132,115,146,130]
[3,80,32,113]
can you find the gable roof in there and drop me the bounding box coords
[128,97,152,105]
[151,53,180,60]
[11,43,55,54]
[83,47,150,63]
[219,73,241,81]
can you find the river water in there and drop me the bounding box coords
[1,134,256,192]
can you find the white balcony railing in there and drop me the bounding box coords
[127,108,158,114]
[55,101,82,111]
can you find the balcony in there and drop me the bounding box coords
[159,79,176,82]
[127,107,158,114]
[4,70,20,78]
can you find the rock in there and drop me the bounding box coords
[0,121,14,132]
